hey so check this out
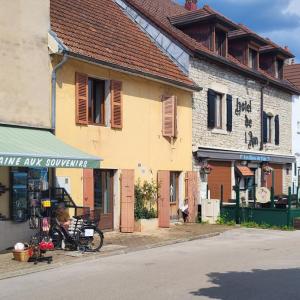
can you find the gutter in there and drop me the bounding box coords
[260,80,269,151]
[51,53,69,131]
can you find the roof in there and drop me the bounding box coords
[236,165,254,177]
[284,64,300,90]
[126,0,299,94]
[0,126,101,169]
[169,5,239,30]
[50,0,198,91]
[228,24,269,46]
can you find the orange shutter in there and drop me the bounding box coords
[75,73,88,125]
[157,170,170,228]
[111,80,123,129]
[120,169,134,233]
[83,169,94,209]
[162,95,177,138]
[186,171,198,223]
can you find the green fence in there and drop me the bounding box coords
[220,186,300,228]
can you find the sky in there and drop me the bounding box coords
[177,0,300,62]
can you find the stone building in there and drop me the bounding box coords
[285,63,300,193]
[115,0,300,202]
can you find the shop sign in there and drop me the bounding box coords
[0,155,99,169]
[235,98,259,149]
[240,154,271,162]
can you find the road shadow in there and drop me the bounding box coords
[190,268,300,300]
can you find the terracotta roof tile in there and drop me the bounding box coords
[284,64,300,90]
[50,0,198,90]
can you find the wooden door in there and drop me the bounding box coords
[83,169,94,209]
[266,164,283,196]
[120,169,134,233]
[157,170,170,228]
[94,170,114,230]
[186,171,198,223]
[207,161,232,202]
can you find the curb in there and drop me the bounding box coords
[0,231,222,281]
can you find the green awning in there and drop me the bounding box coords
[0,126,102,169]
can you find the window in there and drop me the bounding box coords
[267,115,273,143]
[248,48,258,69]
[215,93,222,129]
[297,121,300,134]
[170,172,179,203]
[94,170,113,214]
[215,29,227,57]
[207,89,226,130]
[88,78,105,125]
[275,59,284,79]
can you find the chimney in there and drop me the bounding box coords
[185,0,198,11]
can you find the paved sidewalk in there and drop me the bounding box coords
[0,223,230,280]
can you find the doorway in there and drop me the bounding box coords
[94,169,114,230]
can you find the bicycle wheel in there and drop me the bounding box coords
[84,228,104,252]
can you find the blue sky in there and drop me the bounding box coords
[177,0,300,62]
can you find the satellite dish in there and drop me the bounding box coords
[256,187,271,204]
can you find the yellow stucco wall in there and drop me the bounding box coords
[55,58,193,205]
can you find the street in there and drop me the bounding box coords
[1,228,300,300]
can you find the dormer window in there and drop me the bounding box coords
[215,29,227,57]
[275,58,284,79]
[248,48,258,70]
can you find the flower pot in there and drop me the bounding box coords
[134,218,158,232]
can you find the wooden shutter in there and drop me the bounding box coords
[157,170,170,228]
[263,111,268,144]
[111,80,123,129]
[207,89,216,129]
[185,171,198,223]
[75,73,88,125]
[83,169,94,209]
[162,95,177,138]
[226,94,233,132]
[275,115,280,145]
[120,169,134,233]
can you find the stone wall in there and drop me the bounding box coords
[190,57,292,156]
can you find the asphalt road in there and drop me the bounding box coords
[1,228,300,300]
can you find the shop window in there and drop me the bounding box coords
[275,59,284,80]
[10,167,49,222]
[170,172,179,203]
[248,48,258,70]
[215,29,227,57]
[88,78,105,125]
[94,170,113,214]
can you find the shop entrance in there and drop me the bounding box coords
[94,169,114,230]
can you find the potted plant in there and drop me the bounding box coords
[262,164,273,176]
[134,179,159,232]
[200,163,212,175]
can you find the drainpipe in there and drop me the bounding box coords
[51,53,69,131]
[260,80,269,151]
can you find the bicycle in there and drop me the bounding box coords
[49,208,104,252]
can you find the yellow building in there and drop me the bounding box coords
[51,0,200,231]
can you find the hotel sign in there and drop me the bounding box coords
[0,156,100,169]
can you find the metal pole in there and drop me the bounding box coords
[270,186,275,209]
[235,185,240,224]
[287,187,292,227]
[220,185,224,208]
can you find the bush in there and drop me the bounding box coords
[134,179,159,220]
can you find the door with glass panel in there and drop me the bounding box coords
[94,169,114,230]
[170,172,180,221]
